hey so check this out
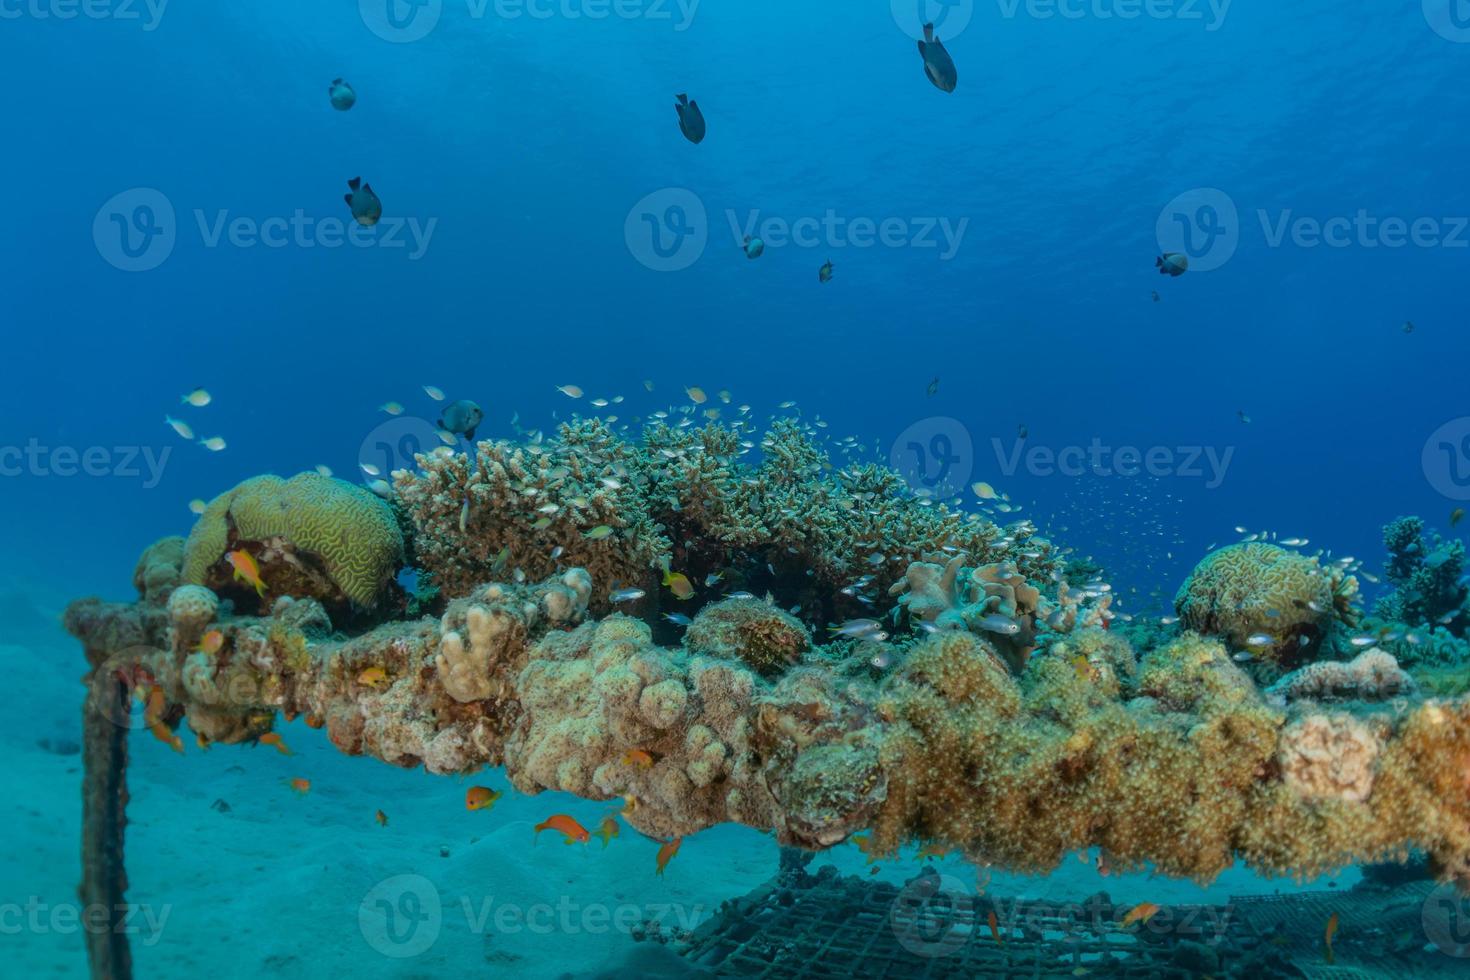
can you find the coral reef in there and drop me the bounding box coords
[888,555,1110,673]
[181,473,405,621]
[394,417,1059,627]
[684,597,812,676]
[1174,542,1360,667]
[1266,648,1416,705]
[1375,516,1468,634]
[66,422,1470,963]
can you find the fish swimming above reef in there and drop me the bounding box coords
[674,93,705,143]
[916,23,957,93]
[818,260,834,283]
[437,399,483,440]
[535,814,591,845]
[344,177,382,226]
[1156,252,1188,276]
[328,77,356,111]
[227,549,266,597]
[742,236,764,259]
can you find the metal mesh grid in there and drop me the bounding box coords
[678,868,1450,979]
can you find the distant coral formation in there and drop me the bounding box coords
[1174,542,1360,666]
[1376,516,1468,635]
[181,473,405,619]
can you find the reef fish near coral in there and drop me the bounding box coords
[344,177,381,226]
[437,399,484,441]
[916,23,957,92]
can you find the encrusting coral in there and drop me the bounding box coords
[181,473,405,621]
[1175,542,1360,667]
[64,417,1470,936]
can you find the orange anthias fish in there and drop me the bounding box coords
[916,842,949,862]
[1325,912,1339,963]
[1122,902,1162,927]
[593,815,620,848]
[288,778,311,795]
[535,814,591,845]
[655,836,682,876]
[227,550,267,597]
[466,786,502,812]
[148,719,184,754]
[197,629,225,655]
[851,833,881,865]
[987,909,1003,944]
[375,809,389,827]
[258,732,292,756]
[622,749,655,769]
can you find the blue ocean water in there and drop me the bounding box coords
[5,1,1470,976]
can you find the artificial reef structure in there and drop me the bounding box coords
[67,415,1470,979]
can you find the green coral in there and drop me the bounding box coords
[182,473,404,607]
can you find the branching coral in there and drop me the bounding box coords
[181,473,405,619]
[1375,516,1468,634]
[395,417,1060,627]
[1174,542,1360,667]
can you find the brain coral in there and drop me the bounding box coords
[1175,542,1359,666]
[182,473,404,609]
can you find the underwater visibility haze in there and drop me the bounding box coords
[5,1,1470,977]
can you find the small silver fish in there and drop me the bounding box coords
[975,614,1020,636]
[610,588,646,603]
[662,613,692,627]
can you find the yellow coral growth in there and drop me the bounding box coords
[182,473,403,606]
